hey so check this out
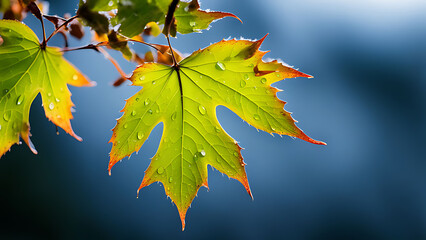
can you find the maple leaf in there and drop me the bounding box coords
[109,35,325,230]
[114,0,240,37]
[0,20,94,157]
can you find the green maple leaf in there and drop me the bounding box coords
[114,0,240,37]
[109,35,325,230]
[0,20,94,157]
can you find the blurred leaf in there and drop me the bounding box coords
[109,36,325,230]
[115,0,239,37]
[85,0,117,11]
[77,3,109,35]
[0,20,94,157]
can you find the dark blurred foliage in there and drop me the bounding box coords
[0,0,425,239]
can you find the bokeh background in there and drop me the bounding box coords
[1,0,426,239]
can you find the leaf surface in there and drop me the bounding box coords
[114,0,239,37]
[109,36,325,229]
[0,20,94,157]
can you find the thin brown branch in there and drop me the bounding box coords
[45,15,79,44]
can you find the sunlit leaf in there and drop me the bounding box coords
[109,36,325,229]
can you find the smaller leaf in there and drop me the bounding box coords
[0,20,94,157]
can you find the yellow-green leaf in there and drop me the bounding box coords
[109,36,325,230]
[0,20,94,157]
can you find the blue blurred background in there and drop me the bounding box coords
[1,0,426,239]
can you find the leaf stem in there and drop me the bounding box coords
[166,35,178,67]
[45,15,79,44]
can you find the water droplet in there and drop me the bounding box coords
[271,126,276,131]
[12,122,19,131]
[240,80,246,88]
[155,109,159,114]
[169,177,173,183]
[3,89,9,95]
[260,78,267,84]
[137,131,144,140]
[157,167,164,174]
[189,21,196,27]
[108,0,114,6]
[200,150,206,157]
[215,61,226,71]
[47,92,52,97]
[265,89,270,94]
[49,102,54,110]
[0,124,2,131]
[152,80,156,85]
[276,73,280,77]
[148,109,153,114]
[144,98,150,106]
[16,95,24,105]
[233,151,239,157]
[248,63,254,68]
[55,98,60,103]
[3,112,10,122]
[135,98,140,102]
[139,76,145,81]
[198,105,206,115]
[131,110,136,116]
[214,126,220,133]
[72,74,78,81]
[244,74,249,81]
[171,112,177,120]
[193,154,198,160]
[253,114,260,120]
[123,123,128,129]
[199,75,203,79]
[60,87,64,92]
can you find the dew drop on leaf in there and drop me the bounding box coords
[240,80,246,88]
[137,131,144,140]
[260,78,267,84]
[169,177,173,183]
[233,151,239,157]
[253,114,260,120]
[171,112,177,120]
[72,74,78,81]
[152,81,156,85]
[55,98,60,103]
[3,112,10,122]
[189,21,196,27]
[198,105,206,115]
[155,109,159,114]
[139,76,145,81]
[108,0,114,6]
[16,95,24,105]
[0,124,2,131]
[135,98,140,102]
[214,126,220,133]
[244,74,249,81]
[157,167,164,174]
[200,150,206,157]
[131,110,136,116]
[215,61,226,71]
[123,123,128,129]
[148,109,153,114]
[49,102,54,110]
[144,98,150,106]
[47,92,52,97]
